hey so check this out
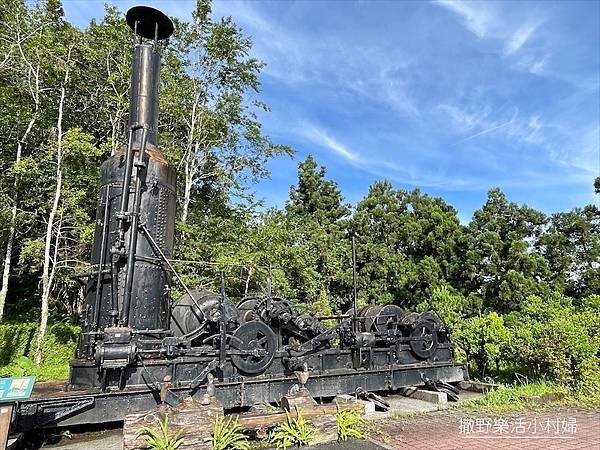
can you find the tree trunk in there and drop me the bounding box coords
[180,97,199,224]
[35,165,62,364]
[181,156,194,223]
[110,108,124,156]
[35,46,71,364]
[0,116,36,322]
[244,266,255,296]
[0,216,16,322]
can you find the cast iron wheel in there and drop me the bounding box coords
[230,321,276,375]
[409,319,438,359]
[374,304,405,332]
[237,298,259,323]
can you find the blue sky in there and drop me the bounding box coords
[63,0,599,221]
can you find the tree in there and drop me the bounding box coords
[543,206,600,299]
[160,0,292,223]
[79,5,131,154]
[35,0,81,363]
[464,188,550,313]
[288,155,349,226]
[0,0,55,321]
[350,181,464,309]
[285,155,350,312]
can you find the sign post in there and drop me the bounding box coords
[0,376,36,449]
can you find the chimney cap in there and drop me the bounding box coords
[126,5,174,41]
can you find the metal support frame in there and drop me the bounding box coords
[16,363,465,431]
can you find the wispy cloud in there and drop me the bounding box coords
[435,0,491,38]
[300,124,360,162]
[436,103,492,131]
[455,120,514,144]
[504,22,539,55]
[435,0,542,58]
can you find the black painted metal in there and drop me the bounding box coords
[126,6,174,41]
[129,46,160,146]
[17,364,466,431]
[79,146,176,342]
[13,5,468,435]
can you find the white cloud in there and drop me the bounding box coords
[301,124,360,162]
[435,0,491,38]
[435,0,542,58]
[528,57,547,75]
[456,120,514,143]
[504,23,539,56]
[436,103,492,131]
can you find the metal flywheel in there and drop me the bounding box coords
[230,321,276,375]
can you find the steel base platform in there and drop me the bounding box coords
[14,362,466,432]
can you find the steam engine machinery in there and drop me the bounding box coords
[13,6,465,433]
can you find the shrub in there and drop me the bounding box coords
[453,312,510,378]
[0,322,80,380]
[137,415,184,450]
[208,416,249,450]
[269,408,315,450]
[335,408,366,441]
[507,294,599,386]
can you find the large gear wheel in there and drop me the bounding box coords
[409,319,438,359]
[230,321,276,375]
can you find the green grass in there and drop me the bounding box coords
[335,409,367,441]
[208,416,250,450]
[0,322,79,381]
[269,409,315,450]
[459,382,569,413]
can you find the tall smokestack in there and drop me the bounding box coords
[126,6,174,146]
[129,45,160,145]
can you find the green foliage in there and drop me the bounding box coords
[269,409,315,450]
[417,285,466,329]
[507,294,599,385]
[288,155,349,225]
[351,181,464,309]
[137,415,184,450]
[453,312,510,378]
[335,409,367,441]
[572,361,600,407]
[0,322,79,380]
[460,382,568,413]
[464,188,551,313]
[208,416,249,450]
